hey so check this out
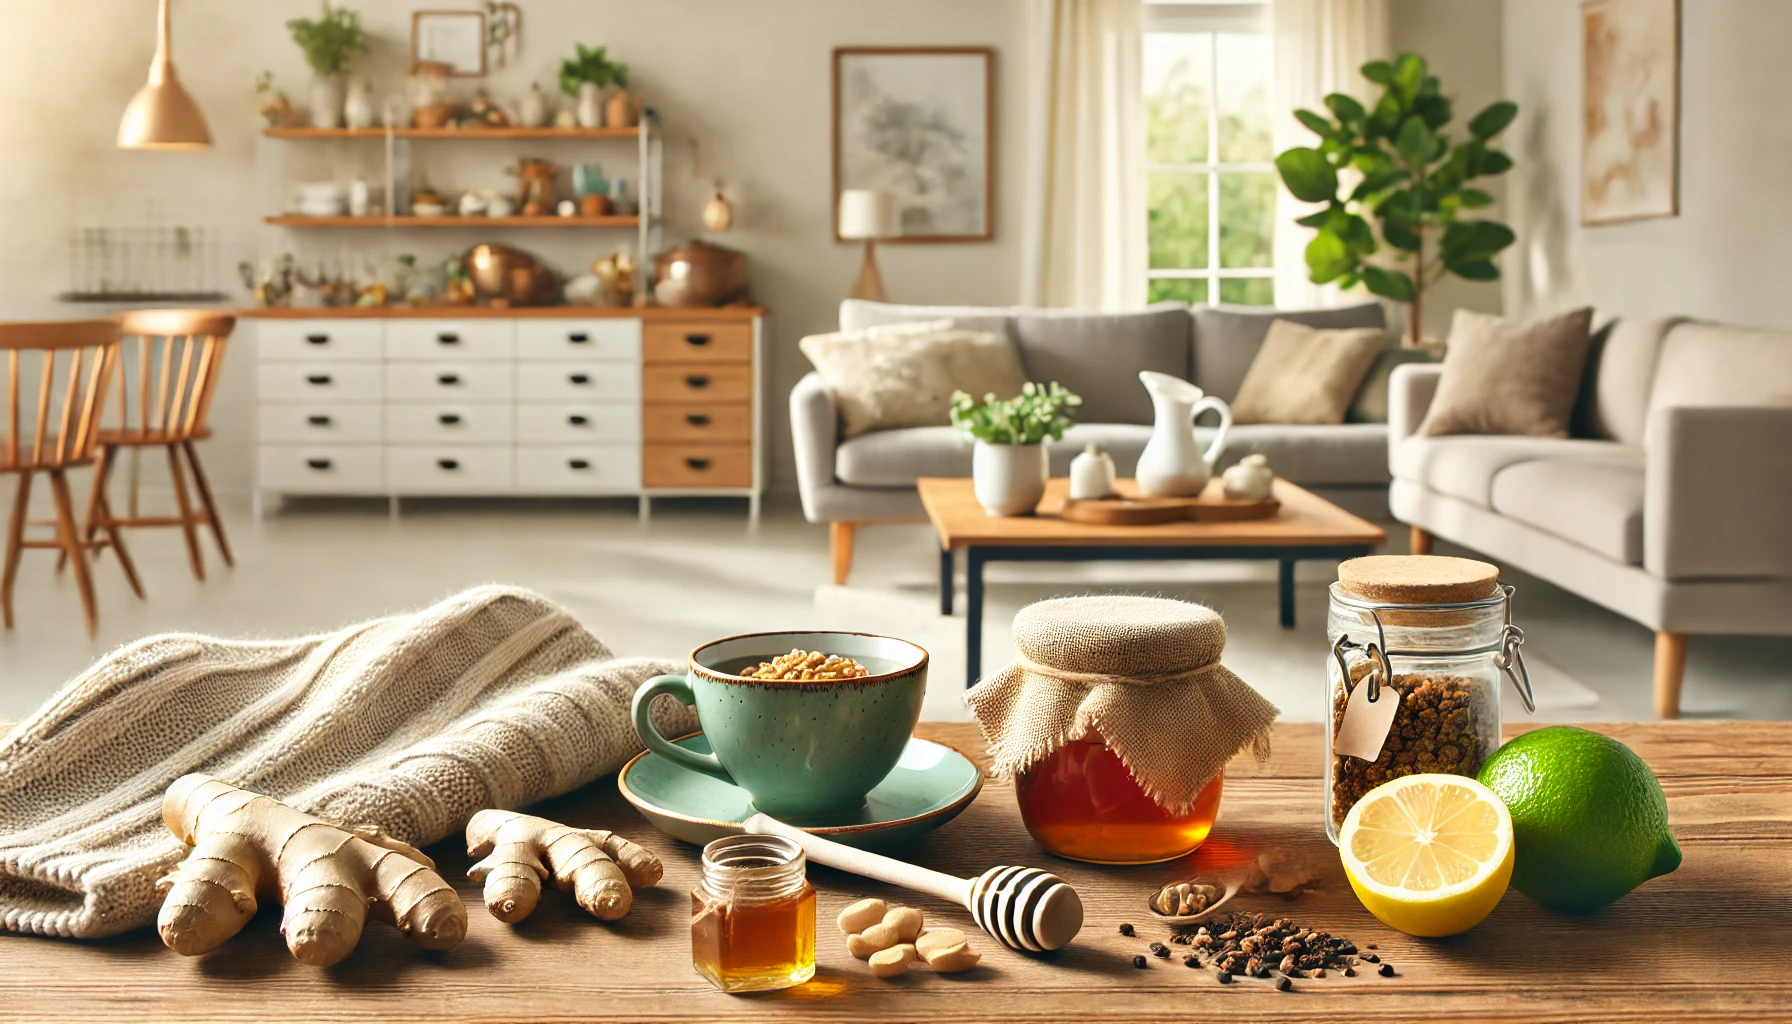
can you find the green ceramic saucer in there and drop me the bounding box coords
[618,732,983,849]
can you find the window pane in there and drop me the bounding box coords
[1219,277,1274,305]
[1216,32,1273,162]
[1146,32,1211,163]
[1218,172,1276,268]
[1149,277,1208,305]
[1149,172,1209,269]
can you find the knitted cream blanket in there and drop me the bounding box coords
[0,585,695,940]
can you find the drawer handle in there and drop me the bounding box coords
[307,415,332,426]
[305,334,330,346]
[568,414,589,426]
[305,374,332,385]
[568,458,591,470]
[684,333,712,347]
[439,413,462,426]
[685,413,711,427]
[685,374,710,389]
[685,457,712,471]
[438,372,461,386]
[569,373,591,385]
[306,458,333,470]
[569,332,590,344]
[438,458,460,471]
[437,332,460,345]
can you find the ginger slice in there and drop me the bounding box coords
[156,773,466,966]
[465,809,663,923]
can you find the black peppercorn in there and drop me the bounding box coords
[1344,967,1357,977]
[1275,976,1292,992]
[1216,971,1233,984]
[1379,963,1395,977]
[1119,923,1135,937]
[1149,942,1170,958]
[1132,954,1147,969]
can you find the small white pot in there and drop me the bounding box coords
[972,440,1049,517]
[309,74,346,130]
[343,76,376,129]
[575,82,604,128]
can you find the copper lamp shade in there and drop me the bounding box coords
[118,0,211,150]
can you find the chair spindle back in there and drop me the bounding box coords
[112,310,236,446]
[0,321,122,472]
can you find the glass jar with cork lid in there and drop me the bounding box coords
[1325,555,1535,843]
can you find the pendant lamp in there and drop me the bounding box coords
[118,0,212,150]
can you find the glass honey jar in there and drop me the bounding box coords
[691,834,815,993]
[1016,737,1225,864]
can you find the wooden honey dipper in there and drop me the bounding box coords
[743,813,1084,952]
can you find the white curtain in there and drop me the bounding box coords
[1270,0,1390,309]
[1020,0,1146,309]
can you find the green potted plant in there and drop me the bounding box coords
[559,44,631,129]
[287,2,369,130]
[1274,52,1518,347]
[950,383,1082,517]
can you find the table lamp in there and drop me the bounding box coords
[837,189,899,303]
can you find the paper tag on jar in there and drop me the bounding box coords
[1334,679,1400,761]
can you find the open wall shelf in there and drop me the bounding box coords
[264,126,646,141]
[265,215,643,228]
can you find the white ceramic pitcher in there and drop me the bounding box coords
[1135,371,1234,497]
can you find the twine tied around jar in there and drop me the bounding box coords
[965,596,1280,815]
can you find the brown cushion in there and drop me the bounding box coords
[1418,308,1596,438]
[1229,319,1385,425]
[799,320,1027,438]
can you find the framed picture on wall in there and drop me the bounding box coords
[412,10,488,77]
[1582,0,1679,225]
[833,47,995,243]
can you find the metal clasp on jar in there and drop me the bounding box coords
[1332,584,1536,712]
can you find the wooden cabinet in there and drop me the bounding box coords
[251,311,762,518]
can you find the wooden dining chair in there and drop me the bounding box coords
[76,310,236,583]
[0,320,123,636]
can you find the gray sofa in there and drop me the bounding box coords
[793,299,1392,583]
[1389,316,1792,719]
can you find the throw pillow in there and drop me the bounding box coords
[1229,319,1386,425]
[1347,346,1439,424]
[1417,307,1596,437]
[799,320,1028,438]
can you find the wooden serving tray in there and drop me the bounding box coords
[1057,488,1280,525]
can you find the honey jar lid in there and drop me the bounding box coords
[1337,554,1500,605]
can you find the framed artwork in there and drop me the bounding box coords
[411,10,488,78]
[833,47,995,243]
[1582,0,1679,225]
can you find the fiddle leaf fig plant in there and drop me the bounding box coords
[949,383,1081,446]
[1275,52,1518,346]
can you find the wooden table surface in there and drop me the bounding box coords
[918,477,1387,549]
[1,720,1785,1023]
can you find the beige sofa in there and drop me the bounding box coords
[1388,316,1792,718]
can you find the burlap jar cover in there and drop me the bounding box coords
[965,596,1280,814]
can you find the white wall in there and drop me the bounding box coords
[1503,0,1792,329]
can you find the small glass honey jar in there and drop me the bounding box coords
[691,834,815,993]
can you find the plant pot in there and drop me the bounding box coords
[576,82,604,129]
[606,88,639,129]
[519,83,550,128]
[972,440,1049,517]
[309,74,346,130]
[343,76,376,130]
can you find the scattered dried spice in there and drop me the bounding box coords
[1331,667,1484,828]
[1132,955,1147,969]
[1171,911,1374,985]
[1117,923,1135,937]
[1379,963,1396,977]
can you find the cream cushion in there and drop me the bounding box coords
[799,320,1028,438]
[1230,319,1384,425]
[1419,307,1595,437]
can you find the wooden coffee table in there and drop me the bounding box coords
[919,477,1386,687]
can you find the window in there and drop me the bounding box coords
[1145,2,1276,306]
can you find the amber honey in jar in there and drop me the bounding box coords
[691,834,815,993]
[1016,738,1225,864]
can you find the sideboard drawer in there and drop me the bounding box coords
[259,403,382,444]
[386,319,515,362]
[644,444,752,489]
[259,362,383,402]
[385,403,515,445]
[516,445,642,494]
[385,362,515,402]
[517,403,641,443]
[516,319,641,361]
[643,365,751,403]
[259,445,383,493]
[257,320,383,362]
[387,445,515,494]
[516,362,641,402]
[643,403,751,443]
[643,321,752,364]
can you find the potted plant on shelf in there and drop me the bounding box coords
[287,3,369,130]
[559,44,630,129]
[950,383,1081,517]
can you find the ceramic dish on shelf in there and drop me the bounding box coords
[411,203,448,217]
[619,732,983,849]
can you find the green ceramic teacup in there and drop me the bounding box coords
[631,631,929,819]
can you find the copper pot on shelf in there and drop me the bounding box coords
[464,243,551,303]
[652,240,748,308]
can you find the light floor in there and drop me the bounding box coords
[1,495,1788,726]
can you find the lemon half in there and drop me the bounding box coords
[1339,773,1514,937]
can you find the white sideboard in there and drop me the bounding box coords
[248,310,764,520]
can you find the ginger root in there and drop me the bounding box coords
[156,774,466,966]
[465,809,662,923]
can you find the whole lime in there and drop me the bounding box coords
[1476,726,1680,913]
